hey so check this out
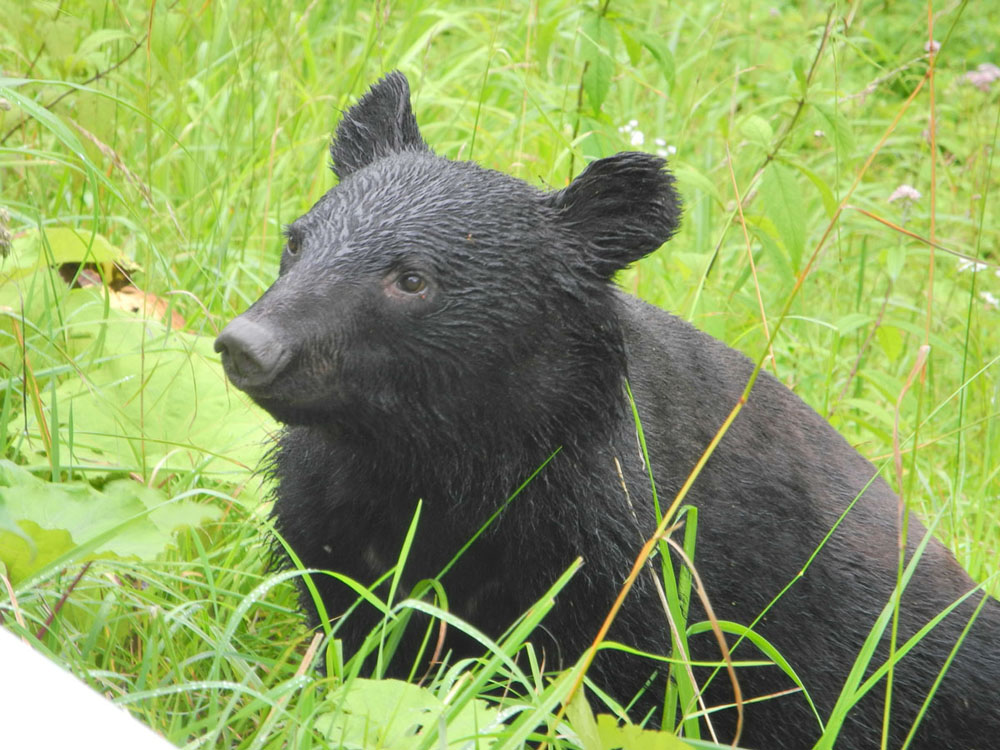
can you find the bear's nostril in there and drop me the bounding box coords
[214,317,291,389]
[228,348,254,378]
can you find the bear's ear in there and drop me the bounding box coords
[330,71,430,179]
[548,152,681,277]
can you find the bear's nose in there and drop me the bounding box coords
[214,317,291,389]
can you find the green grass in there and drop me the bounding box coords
[1,0,998,747]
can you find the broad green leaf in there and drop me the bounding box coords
[77,29,136,57]
[0,521,71,585]
[1,227,135,285]
[596,713,695,749]
[876,325,904,362]
[634,30,676,88]
[739,114,773,149]
[565,687,602,750]
[672,162,723,206]
[582,12,616,115]
[760,162,806,271]
[0,500,31,541]
[834,312,872,336]
[316,678,501,749]
[748,219,795,284]
[812,102,855,158]
[885,244,907,280]
[16,287,273,484]
[784,160,839,219]
[0,460,221,583]
[535,15,561,70]
[838,398,896,435]
[792,53,808,94]
[620,27,642,66]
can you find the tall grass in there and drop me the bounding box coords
[1,0,997,747]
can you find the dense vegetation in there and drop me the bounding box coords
[1,1,997,747]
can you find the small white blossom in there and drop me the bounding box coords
[924,40,941,54]
[958,259,988,273]
[667,144,677,155]
[981,291,999,310]
[656,149,667,157]
[654,137,667,147]
[814,129,825,138]
[888,184,921,203]
[630,130,645,146]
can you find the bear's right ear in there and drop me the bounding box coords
[330,71,430,180]
[547,152,681,278]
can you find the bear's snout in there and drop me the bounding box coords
[215,317,291,390]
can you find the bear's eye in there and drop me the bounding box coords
[285,237,300,256]
[396,273,426,294]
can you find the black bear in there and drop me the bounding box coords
[215,72,1000,748]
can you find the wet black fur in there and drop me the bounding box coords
[216,72,1000,748]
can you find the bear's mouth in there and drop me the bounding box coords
[244,391,340,426]
[234,366,364,427]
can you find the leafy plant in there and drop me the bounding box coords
[0,459,220,584]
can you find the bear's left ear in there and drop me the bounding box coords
[330,71,430,180]
[547,152,681,277]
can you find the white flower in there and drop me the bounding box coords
[958,259,988,273]
[619,119,639,134]
[654,137,667,147]
[888,184,922,203]
[630,130,645,146]
[924,40,941,54]
[981,291,999,310]
[667,144,677,155]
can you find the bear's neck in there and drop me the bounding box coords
[333,311,629,508]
